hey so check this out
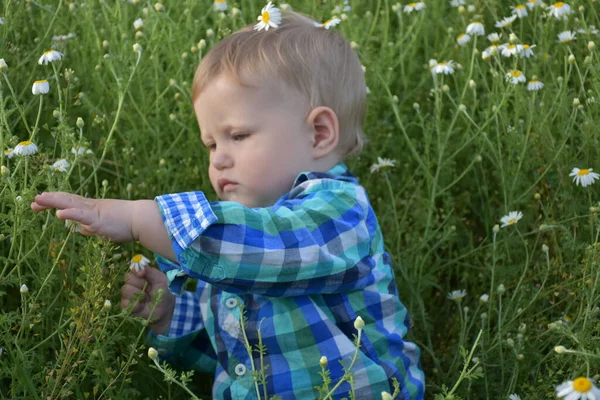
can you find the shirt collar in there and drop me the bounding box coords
[291,161,358,189]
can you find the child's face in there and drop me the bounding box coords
[194,74,316,208]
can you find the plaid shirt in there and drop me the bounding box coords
[146,162,425,399]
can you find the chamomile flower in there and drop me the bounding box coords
[0,58,7,71]
[457,33,471,46]
[479,294,489,303]
[466,22,485,36]
[482,44,503,59]
[65,219,81,233]
[501,44,522,57]
[526,0,543,9]
[370,157,396,174]
[547,2,571,18]
[13,141,38,156]
[450,0,466,7]
[495,15,517,28]
[20,284,29,294]
[133,18,144,30]
[404,2,425,14]
[509,395,521,400]
[130,254,150,272]
[487,32,502,43]
[51,159,70,173]
[51,33,76,43]
[447,289,466,301]
[432,60,456,74]
[527,79,544,91]
[555,377,600,400]
[32,80,49,95]
[3,148,14,159]
[577,26,600,36]
[500,211,523,227]
[558,30,576,43]
[254,2,282,31]
[569,168,600,187]
[38,50,63,65]
[519,44,536,57]
[506,70,526,84]
[313,18,341,29]
[214,0,227,11]
[511,5,528,18]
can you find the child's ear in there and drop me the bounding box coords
[306,106,340,159]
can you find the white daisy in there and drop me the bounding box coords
[500,211,523,227]
[133,18,144,30]
[466,22,485,36]
[370,157,396,174]
[527,79,544,91]
[511,5,528,18]
[519,44,536,57]
[32,80,49,95]
[556,378,600,400]
[495,15,517,28]
[447,290,466,301]
[214,0,227,11]
[130,254,150,272]
[13,141,38,156]
[482,44,504,59]
[557,30,576,43]
[506,70,526,84]
[501,44,523,57]
[52,159,70,173]
[254,2,282,31]
[479,294,489,303]
[577,26,600,36]
[457,33,471,46]
[432,60,456,74]
[0,17,4,25]
[509,395,521,400]
[569,168,600,187]
[0,58,7,71]
[547,2,571,18]
[404,2,426,14]
[526,0,543,9]
[450,0,466,7]
[3,148,14,159]
[487,32,502,43]
[51,33,76,43]
[314,18,342,29]
[20,284,29,294]
[38,50,63,65]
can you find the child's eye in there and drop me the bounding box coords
[232,133,249,142]
[206,143,216,151]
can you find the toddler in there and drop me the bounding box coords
[31,8,425,399]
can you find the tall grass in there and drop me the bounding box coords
[1,0,599,398]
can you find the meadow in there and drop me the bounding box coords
[1,0,599,398]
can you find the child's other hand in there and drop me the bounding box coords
[121,266,176,336]
[31,192,134,242]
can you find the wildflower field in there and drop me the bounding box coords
[1,0,600,398]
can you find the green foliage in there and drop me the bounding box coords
[1,0,600,399]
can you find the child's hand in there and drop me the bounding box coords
[31,192,135,242]
[121,266,176,336]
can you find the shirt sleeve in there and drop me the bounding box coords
[155,179,377,296]
[145,256,217,373]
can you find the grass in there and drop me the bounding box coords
[1,0,599,398]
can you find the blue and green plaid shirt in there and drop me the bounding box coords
[146,162,425,399]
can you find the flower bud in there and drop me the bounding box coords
[442,84,450,93]
[493,224,500,233]
[102,179,109,188]
[20,284,29,294]
[169,113,176,121]
[154,3,165,12]
[584,56,592,65]
[104,299,112,309]
[534,193,541,200]
[413,102,420,110]
[469,79,476,89]
[148,347,158,360]
[0,166,8,176]
[475,155,482,163]
[232,7,241,16]
[76,117,84,128]
[542,244,549,253]
[0,58,7,71]
[497,284,505,294]
[458,104,467,112]
[392,95,399,103]
[479,293,489,303]
[350,41,359,50]
[53,110,61,119]
[568,54,575,64]
[206,29,214,38]
[198,39,207,49]
[554,345,567,354]
[102,40,109,49]
[588,41,596,50]
[354,316,365,331]
[573,97,580,106]
[458,5,466,13]
[320,356,328,367]
[133,43,142,53]
[578,5,584,11]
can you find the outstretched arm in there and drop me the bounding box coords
[31,192,176,261]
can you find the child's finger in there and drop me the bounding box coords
[124,272,147,290]
[56,208,96,226]
[33,192,85,211]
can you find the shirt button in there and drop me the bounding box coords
[225,298,238,308]
[234,363,246,376]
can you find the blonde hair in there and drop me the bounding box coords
[192,11,368,157]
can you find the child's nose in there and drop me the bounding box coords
[211,150,233,170]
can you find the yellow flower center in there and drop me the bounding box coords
[132,254,143,263]
[510,71,521,77]
[577,169,590,176]
[508,218,517,225]
[529,80,539,84]
[262,11,270,23]
[43,50,54,55]
[19,141,32,146]
[408,2,418,6]
[516,5,526,9]
[523,44,530,49]
[573,377,592,393]
[34,79,48,84]
[438,62,447,67]
[324,19,332,25]
[215,0,225,2]
[553,2,564,8]
[4,149,12,153]
[458,34,466,39]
